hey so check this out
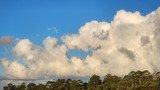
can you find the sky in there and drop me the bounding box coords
[0,0,160,44]
[0,0,160,79]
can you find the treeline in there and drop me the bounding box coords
[3,70,160,90]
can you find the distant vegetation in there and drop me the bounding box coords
[3,70,160,90]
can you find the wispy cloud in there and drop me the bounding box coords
[0,36,14,45]
[48,26,59,33]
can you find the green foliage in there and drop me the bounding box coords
[88,74,102,89]
[27,83,36,90]
[103,74,121,90]
[4,70,160,90]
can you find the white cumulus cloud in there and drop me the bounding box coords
[1,7,160,79]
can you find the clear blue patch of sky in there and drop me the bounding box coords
[67,49,92,60]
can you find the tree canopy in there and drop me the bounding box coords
[4,70,160,90]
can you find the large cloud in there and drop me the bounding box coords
[1,7,160,79]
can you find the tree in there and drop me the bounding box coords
[37,84,47,90]
[56,79,67,90]
[3,86,8,90]
[10,85,16,90]
[46,81,55,89]
[65,79,72,90]
[103,74,121,90]
[88,74,101,89]
[4,83,11,90]
[27,83,36,90]
[3,70,160,90]
[82,82,88,90]
[68,80,83,90]
[19,82,26,90]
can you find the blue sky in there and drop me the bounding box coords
[0,0,160,45]
[0,0,160,77]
